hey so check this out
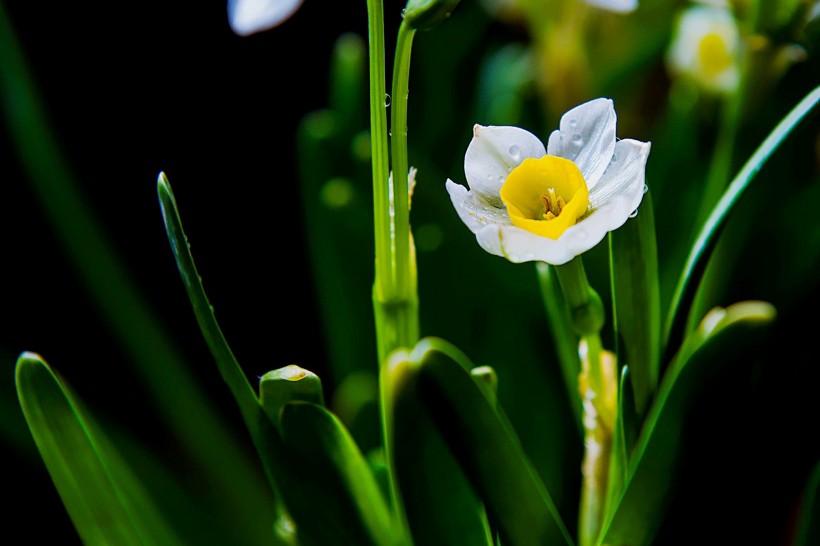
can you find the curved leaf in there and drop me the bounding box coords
[276,401,400,546]
[15,353,183,546]
[662,85,820,356]
[388,337,575,546]
[389,355,494,546]
[600,301,777,546]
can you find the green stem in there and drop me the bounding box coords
[366,3,417,543]
[553,257,613,546]
[366,0,391,311]
[390,20,417,304]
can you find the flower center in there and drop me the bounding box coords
[698,32,732,77]
[499,155,589,239]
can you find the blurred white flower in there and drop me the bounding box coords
[479,0,637,19]
[584,0,638,13]
[446,98,650,265]
[228,0,304,36]
[666,4,742,95]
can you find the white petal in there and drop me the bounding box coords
[464,124,546,207]
[228,0,304,36]
[547,98,616,188]
[584,0,638,13]
[446,179,511,234]
[475,225,579,265]
[588,139,651,213]
[564,139,650,251]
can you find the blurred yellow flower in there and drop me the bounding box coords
[666,4,742,95]
[446,98,651,265]
[228,0,304,36]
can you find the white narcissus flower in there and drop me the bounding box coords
[445,98,651,265]
[666,4,742,95]
[228,0,304,36]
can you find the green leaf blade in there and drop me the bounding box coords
[389,351,494,546]
[609,190,661,416]
[662,85,820,356]
[600,301,777,546]
[15,353,184,546]
[276,402,398,546]
[393,337,575,546]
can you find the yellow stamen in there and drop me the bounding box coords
[500,155,589,239]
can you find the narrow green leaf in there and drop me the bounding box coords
[600,301,777,546]
[391,337,575,546]
[157,173,291,545]
[389,352,494,546]
[536,262,583,433]
[156,173,259,425]
[609,190,661,416]
[15,353,184,546]
[603,366,630,526]
[276,402,399,546]
[662,85,820,356]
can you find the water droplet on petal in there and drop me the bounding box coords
[569,118,577,126]
[643,183,649,194]
[509,145,521,160]
[610,154,617,163]
[572,133,583,145]
[486,173,494,181]
[629,209,639,218]
[497,175,505,182]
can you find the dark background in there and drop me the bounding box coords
[1,0,378,541]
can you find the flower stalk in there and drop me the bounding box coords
[554,257,616,546]
[366,2,422,541]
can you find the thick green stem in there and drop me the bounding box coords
[390,20,417,304]
[553,257,615,546]
[366,5,419,544]
[366,0,391,310]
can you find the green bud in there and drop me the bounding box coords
[569,288,606,336]
[259,365,324,430]
[403,0,461,31]
[470,365,498,405]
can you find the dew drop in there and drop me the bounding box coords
[569,118,577,126]
[384,94,391,107]
[610,154,617,163]
[572,133,583,145]
[486,173,494,181]
[497,175,505,182]
[629,209,639,218]
[643,183,649,194]
[509,145,521,160]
